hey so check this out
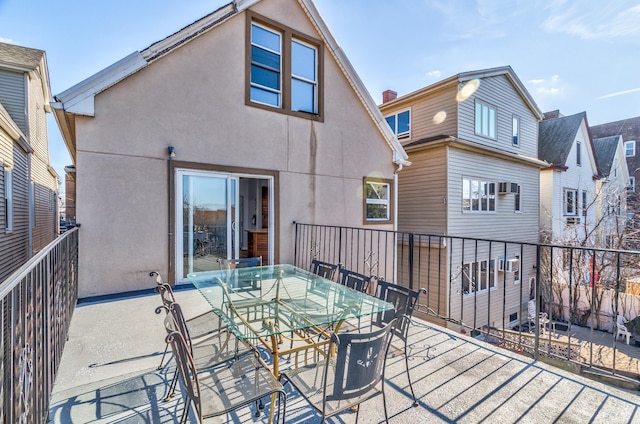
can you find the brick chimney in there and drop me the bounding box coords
[382,89,397,104]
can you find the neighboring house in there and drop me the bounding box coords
[0,42,59,282]
[538,111,599,245]
[52,0,409,297]
[590,116,640,245]
[379,66,545,330]
[592,135,629,248]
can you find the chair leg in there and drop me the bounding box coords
[382,378,389,423]
[404,341,418,407]
[157,344,169,370]
[179,398,191,424]
[164,370,179,401]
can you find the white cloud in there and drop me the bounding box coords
[0,37,16,44]
[598,87,640,100]
[537,87,560,95]
[542,3,640,40]
[528,79,545,84]
[551,75,560,82]
[426,70,442,78]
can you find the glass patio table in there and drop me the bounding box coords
[187,264,394,377]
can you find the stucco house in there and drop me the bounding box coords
[592,135,629,248]
[538,111,600,245]
[379,66,545,330]
[52,0,408,297]
[0,42,59,282]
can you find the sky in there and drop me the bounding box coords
[1,0,639,183]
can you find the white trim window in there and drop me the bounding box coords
[462,259,497,295]
[582,190,588,216]
[4,168,13,231]
[512,115,520,146]
[291,38,318,113]
[463,178,496,212]
[576,141,582,166]
[475,100,496,139]
[513,255,521,284]
[629,176,635,192]
[564,188,578,215]
[250,23,282,107]
[384,109,410,140]
[625,140,636,157]
[364,179,390,222]
[514,184,521,212]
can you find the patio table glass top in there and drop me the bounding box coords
[187,264,393,340]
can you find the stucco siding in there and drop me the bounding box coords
[458,75,538,159]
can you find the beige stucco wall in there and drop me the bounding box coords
[73,0,397,297]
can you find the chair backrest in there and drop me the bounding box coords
[338,268,371,293]
[325,318,397,402]
[218,257,262,270]
[164,330,202,420]
[165,302,195,352]
[311,260,339,280]
[373,279,424,341]
[527,300,536,319]
[617,315,628,331]
[151,271,176,307]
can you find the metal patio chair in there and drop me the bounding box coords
[164,327,286,423]
[279,318,397,423]
[310,259,340,281]
[217,257,263,292]
[527,299,551,335]
[159,301,253,400]
[338,268,371,292]
[372,279,426,406]
[151,271,227,369]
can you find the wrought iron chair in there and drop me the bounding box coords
[310,259,340,280]
[164,326,286,423]
[617,315,632,345]
[217,257,263,292]
[159,301,253,400]
[338,268,371,292]
[372,279,426,406]
[151,271,227,369]
[527,299,551,334]
[279,318,397,423]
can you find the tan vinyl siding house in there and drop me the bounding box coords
[52,0,408,297]
[381,66,545,330]
[0,42,58,282]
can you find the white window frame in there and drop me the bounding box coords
[564,188,578,215]
[250,22,282,108]
[4,168,13,231]
[512,115,520,146]
[364,179,391,223]
[582,190,588,216]
[514,184,521,213]
[463,178,496,213]
[291,38,318,114]
[625,140,636,157]
[576,141,582,166]
[629,176,635,192]
[384,109,411,140]
[474,100,497,139]
[513,255,521,284]
[462,258,497,296]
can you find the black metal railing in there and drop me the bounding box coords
[0,228,79,424]
[293,223,640,382]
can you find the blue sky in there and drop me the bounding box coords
[1,0,639,181]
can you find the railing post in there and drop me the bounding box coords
[534,244,541,360]
[408,233,414,290]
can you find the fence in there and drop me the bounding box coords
[293,222,640,382]
[0,228,79,424]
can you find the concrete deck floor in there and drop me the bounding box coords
[48,287,640,423]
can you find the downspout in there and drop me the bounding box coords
[28,152,33,257]
[168,146,176,284]
[393,160,405,284]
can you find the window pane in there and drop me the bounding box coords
[512,116,519,145]
[251,46,280,71]
[292,40,316,81]
[475,103,482,134]
[251,65,280,90]
[366,182,388,200]
[291,79,315,113]
[252,24,280,52]
[397,110,410,135]
[482,105,489,136]
[385,116,396,134]
[366,204,388,219]
[489,107,496,138]
[462,179,470,210]
[250,87,279,106]
[471,180,479,211]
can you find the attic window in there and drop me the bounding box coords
[246,11,323,121]
[385,109,410,140]
[576,141,582,166]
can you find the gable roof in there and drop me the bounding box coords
[51,0,408,165]
[538,111,588,166]
[591,116,640,142]
[593,135,621,177]
[0,42,52,109]
[379,66,544,121]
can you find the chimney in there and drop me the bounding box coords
[382,89,397,104]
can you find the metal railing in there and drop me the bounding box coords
[293,223,640,382]
[1,228,79,424]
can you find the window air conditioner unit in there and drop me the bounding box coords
[566,217,581,225]
[498,182,518,194]
[498,258,519,273]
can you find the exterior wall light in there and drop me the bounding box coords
[168,146,176,158]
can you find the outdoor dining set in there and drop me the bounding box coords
[150,257,426,423]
